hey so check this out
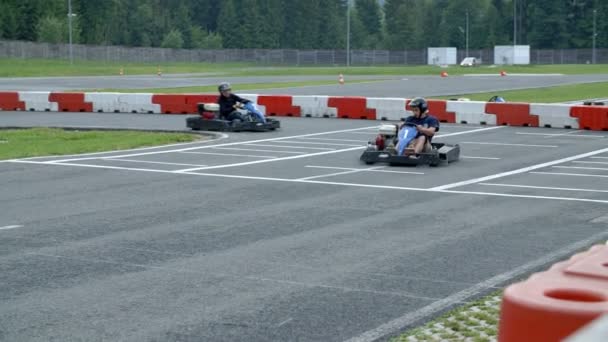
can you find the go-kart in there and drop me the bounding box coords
[360,123,460,167]
[186,103,280,132]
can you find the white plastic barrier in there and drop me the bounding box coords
[117,93,161,114]
[447,100,497,125]
[367,97,407,121]
[292,95,336,118]
[85,93,121,113]
[18,91,58,111]
[530,103,579,129]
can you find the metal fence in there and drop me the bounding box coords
[1,40,606,65]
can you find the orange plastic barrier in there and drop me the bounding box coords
[327,97,376,120]
[485,102,538,127]
[498,244,608,342]
[570,106,608,131]
[185,94,218,114]
[48,93,93,112]
[0,92,25,111]
[258,95,301,117]
[151,94,190,114]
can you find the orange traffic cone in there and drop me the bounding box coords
[440,71,449,78]
[339,74,345,85]
[500,70,507,77]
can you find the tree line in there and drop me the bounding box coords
[0,0,605,50]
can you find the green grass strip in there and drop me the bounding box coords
[1,58,607,77]
[433,81,608,103]
[77,79,384,93]
[0,128,199,160]
[391,290,504,342]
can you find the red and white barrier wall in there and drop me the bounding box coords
[1,91,607,131]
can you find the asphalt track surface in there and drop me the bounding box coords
[2,113,608,342]
[2,73,608,99]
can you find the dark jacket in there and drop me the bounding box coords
[218,94,251,118]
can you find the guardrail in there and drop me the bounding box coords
[0,91,606,131]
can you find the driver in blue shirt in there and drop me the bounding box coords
[400,97,440,157]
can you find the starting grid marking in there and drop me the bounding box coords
[6,125,608,205]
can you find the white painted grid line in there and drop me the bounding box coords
[553,166,608,171]
[103,158,207,168]
[211,147,303,155]
[461,156,501,160]
[298,167,385,181]
[515,131,604,139]
[531,172,608,179]
[461,142,558,148]
[299,137,368,143]
[305,165,425,175]
[431,147,608,191]
[439,190,608,204]
[285,140,362,147]
[480,183,608,193]
[43,125,381,163]
[344,230,608,342]
[174,146,366,173]
[11,160,608,205]
[592,157,608,160]
[244,143,335,151]
[574,161,608,165]
[0,225,22,230]
[179,151,277,159]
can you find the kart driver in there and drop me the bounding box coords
[400,97,440,157]
[217,82,266,123]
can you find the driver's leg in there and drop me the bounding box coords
[412,136,427,154]
[226,111,243,122]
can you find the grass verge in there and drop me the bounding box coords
[1,58,606,77]
[78,79,385,93]
[391,290,503,342]
[0,58,251,77]
[0,128,199,160]
[433,81,608,103]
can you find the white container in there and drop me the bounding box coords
[428,47,458,65]
[203,103,220,112]
[379,124,398,136]
[494,45,530,65]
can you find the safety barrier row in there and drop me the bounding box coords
[498,244,608,342]
[1,91,606,131]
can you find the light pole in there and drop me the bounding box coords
[346,0,351,67]
[593,9,597,64]
[68,0,73,65]
[466,10,469,58]
[513,0,516,65]
[513,0,517,46]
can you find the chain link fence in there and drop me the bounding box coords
[1,40,606,65]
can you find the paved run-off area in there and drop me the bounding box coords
[1,113,608,341]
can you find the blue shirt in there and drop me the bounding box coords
[405,114,440,141]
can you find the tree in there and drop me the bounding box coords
[217,0,240,48]
[191,26,223,49]
[37,16,66,44]
[526,0,569,48]
[161,29,184,49]
[354,0,384,48]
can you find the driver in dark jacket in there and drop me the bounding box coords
[217,82,249,121]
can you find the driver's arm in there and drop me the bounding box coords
[416,125,438,137]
